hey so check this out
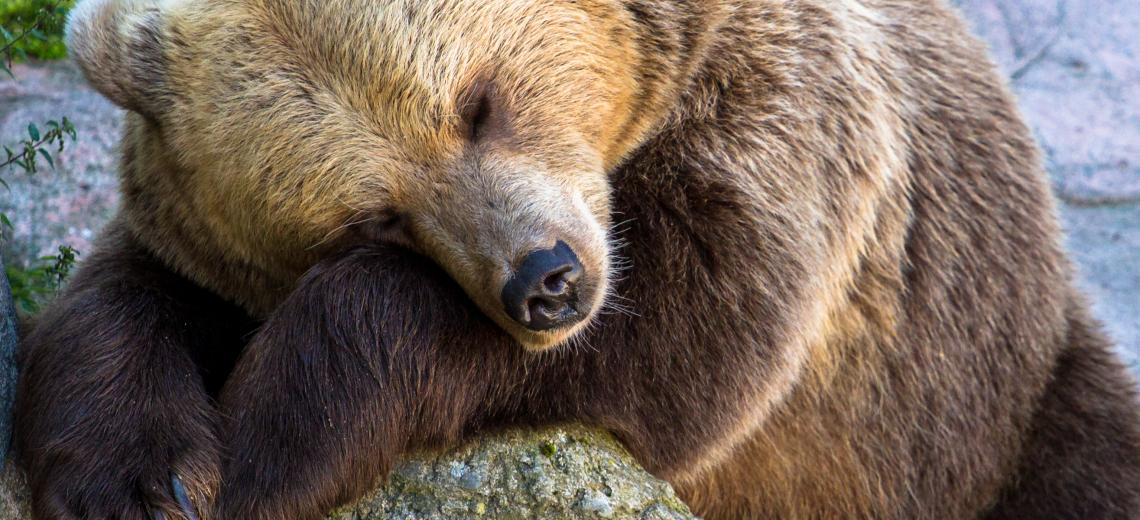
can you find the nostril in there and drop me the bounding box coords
[529,298,561,319]
[526,296,575,331]
[542,267,572,295]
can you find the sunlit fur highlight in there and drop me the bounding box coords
[76,0,650,348]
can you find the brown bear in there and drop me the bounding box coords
[12,0,1140,518]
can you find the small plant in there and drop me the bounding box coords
[0,0,72,69]
[6,245,77,313]
[2,0,79,311]
[1,118,77,173]
[0,118,78,238]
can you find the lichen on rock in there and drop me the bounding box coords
[328,426,696,520]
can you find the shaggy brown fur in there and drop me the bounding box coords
[13,0,1140,518]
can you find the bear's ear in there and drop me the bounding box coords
[66,0,169,119]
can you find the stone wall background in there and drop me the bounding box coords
[0,6,1136,357]
[952,0,1140,370]
[0,253,15,458]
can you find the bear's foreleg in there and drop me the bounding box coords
[214,245,516,520]
[13,225,255,520]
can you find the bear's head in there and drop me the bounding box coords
[68,0,668,350]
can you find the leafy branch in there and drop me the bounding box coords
[1,0,78,238]
[0,118,76,238]
[6,245,77,313]
[2,0,81,311]
[1,118,77,174]
[0,0,67,77]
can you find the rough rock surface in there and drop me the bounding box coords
[326,426,694,520]
[1061,204,1140,370]
[952,0,1140,204]
[952,0,1140,368]
[0,254,15,461]
[0,465,29,519]
[0,61,122,264]
[0,426,695,520]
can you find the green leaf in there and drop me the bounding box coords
[62,117,76,139]
[0,213,10,229]
[27,123,40,141]
[38,148,53,168]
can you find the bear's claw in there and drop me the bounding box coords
[171,474,200,520]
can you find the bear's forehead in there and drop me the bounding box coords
[184,1,580,104]
[169,2,480,126]
[225,0,589,51]
[160,0,634,167]
[181,3,606,112]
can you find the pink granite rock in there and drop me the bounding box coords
[954,0,1140,204]
[0,61,122,267]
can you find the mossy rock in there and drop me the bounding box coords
[330,426,695,520]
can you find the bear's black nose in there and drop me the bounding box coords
[502,241,585,331]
